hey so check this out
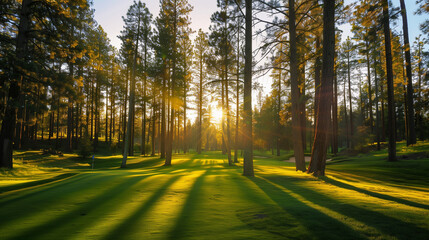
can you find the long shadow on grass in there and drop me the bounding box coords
[250,176,366,240]
[103,175,182,240]
[323,176,429,210]
[0,173,78,194]
[8,174,146,240]
[265,175,429,240]
[166,171,208,240]
[0,173,93,206]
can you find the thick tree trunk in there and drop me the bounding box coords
[382,0,396,162]
[399,0,416,145]
[0,42,27,164]
[289,0,306,171]
[308,0,335,177]
[242,0,254,176]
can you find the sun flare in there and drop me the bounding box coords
[211,107,223,125]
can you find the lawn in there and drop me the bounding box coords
[0,142,428,240]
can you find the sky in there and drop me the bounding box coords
[92,0,217,49]
[93,0,427,50]
[92,0,427,117]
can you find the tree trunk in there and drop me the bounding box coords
[122,12,141,168]
[242,0,254,176]
[0,8,31,163]
[375,53,381,150]
[347,46,354,148]
[332,73,338,154]
[308,0,335,177]
[400,0,416,145]
[161,65,166,159]
[366,40,374,134]
[197,49,203,154]
[289,0,306,171]
[382,0,396,161]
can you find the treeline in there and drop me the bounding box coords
[1,0,428,176]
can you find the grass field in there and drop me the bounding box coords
[0,142,428,240]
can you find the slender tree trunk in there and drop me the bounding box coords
[197,50,203,154]
[122,12,141,167]
[366,40,374,134]
[183,77,187,154]
[347,46,353,148]
[105,85,109,144]
[382,0,396,161]
[161,67,166,159]
[332,74,338,154]
[151,104,156,156]
[289,0,306,171]
[243,0,254,176]
[165,5,178,166]
[276,65,281,157]
[344,78,349,148]
[308,0,335,176]
[142,43,147,155]
[400,0,416,145]
[375,53,381,150]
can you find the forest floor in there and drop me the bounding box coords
[0,141,428,240]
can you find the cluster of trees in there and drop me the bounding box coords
[1,0,428,176]
[253,0,428,173]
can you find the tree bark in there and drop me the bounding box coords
[289,0,306,171]
[308,0,335,177]
[399,0,416,145]
[382,0,396,162]
[347,43,354,148]
[0,33,28,163]
[242,0,254,176]
[122,11,141,168]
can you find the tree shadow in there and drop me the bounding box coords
[249,176,366,240]
[5,174,146,240]
[322,176,429,210]
[264,175,429,240]
[102,175,182,240]
[0,173,92,207]
[166,170,209,240]
[0,172,78,194]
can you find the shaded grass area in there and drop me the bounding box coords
[0,143,428,239]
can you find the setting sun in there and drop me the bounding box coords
[211,107,223,125]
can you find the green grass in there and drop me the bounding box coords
[0,142,428,239]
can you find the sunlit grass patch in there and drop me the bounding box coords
[0,145,428,239]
